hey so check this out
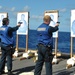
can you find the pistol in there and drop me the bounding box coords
[18,22,22,24]
[57,22,60,24]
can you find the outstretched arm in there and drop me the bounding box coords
[7,24,21,37]
[8,24,21,32]
[48,23,59,33]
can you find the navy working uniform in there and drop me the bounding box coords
[34,23,58,75]
[0,25,20,73]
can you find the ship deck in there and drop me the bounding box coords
[0,49,75,75]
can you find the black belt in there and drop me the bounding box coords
[1,42,13,47]
[38,43,51,48]
[38,43,44,46]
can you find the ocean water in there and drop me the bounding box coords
[14,30,75,53]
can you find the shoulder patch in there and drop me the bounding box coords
[37,28,46,31]
[0,28,5,31]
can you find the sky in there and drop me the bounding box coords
[0,0,75,32]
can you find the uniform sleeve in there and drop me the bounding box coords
[8,26,19,32]
[48,26,59,33]
[7,26,19,37]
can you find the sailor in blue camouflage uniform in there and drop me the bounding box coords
[34,15,59,75]
[0,18,21,75]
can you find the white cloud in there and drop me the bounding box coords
[31,15,43,19]
[59,8,67,12]
[23,6,30,11]
[0,6,15,12]
[11,7,15,11]
[0,6,2,9]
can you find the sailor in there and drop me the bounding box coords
[0,18,21,75]
[34,15,59,75]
